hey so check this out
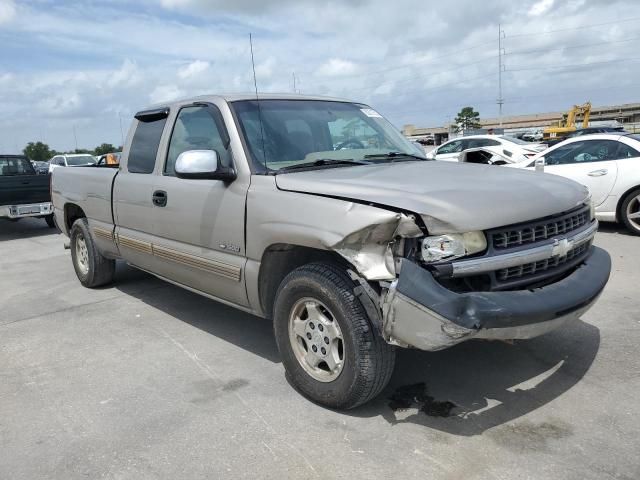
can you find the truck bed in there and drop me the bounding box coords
[51,166,119,231]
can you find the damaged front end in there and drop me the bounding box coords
[330,212,423,281]
[381,251,609,351]
[330,205,611,352]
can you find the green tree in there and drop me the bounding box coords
[454,106,481,132]
[94,143,116,156]
[23,141,54,162]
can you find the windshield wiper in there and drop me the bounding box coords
[363,152,428,162]
[275,158,369,173]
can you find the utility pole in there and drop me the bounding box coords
[292,72,298,93]
[73,125,78,152]
[497,24,505,127]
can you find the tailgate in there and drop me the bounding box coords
[0,175,50,206]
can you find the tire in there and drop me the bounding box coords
[45,214,57,229]
[273,262,395,409]
[70,218,115,287]
[620,188,640,236]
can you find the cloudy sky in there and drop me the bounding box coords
[0,0,639,151]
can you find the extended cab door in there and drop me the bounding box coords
[113,109,169,272]
[526,139,619,206]
[149,102,249,307]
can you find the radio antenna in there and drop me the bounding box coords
[249,33,268,171]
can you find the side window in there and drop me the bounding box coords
[614,142,640,159]
[468,138,499,148]
[165,106,231,175]
[545,140,619,166]
[437,140,463,154]
[128,117,168,174]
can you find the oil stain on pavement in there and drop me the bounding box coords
[388,383,458,417]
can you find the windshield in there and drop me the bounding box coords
[499,135,531,145]
[232,100,425,172]
[66,155,96,166]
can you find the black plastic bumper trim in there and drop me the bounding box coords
[396,246,611,330]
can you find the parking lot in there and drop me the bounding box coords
[0,218,638,480]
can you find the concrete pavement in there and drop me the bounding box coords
[1,218,639,479]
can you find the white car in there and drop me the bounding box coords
[48,154,96,173]
[508,133,640,235]
[426,134,546,163]
[522,131,543,142]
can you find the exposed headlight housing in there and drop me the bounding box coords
[421,231,487,263]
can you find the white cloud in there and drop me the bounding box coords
[178,60,210,80]
[0,0,16,24]
[254,57,275,80]
[149,84,186,104]
[107,59,142,88]
[0,0,638,151]
[317,58,360,77]
[528,0,554,16]
[0,72,14,84]
[37,92,82,116]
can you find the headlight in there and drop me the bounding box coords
[587,196,595,221]
[421,231,487,263]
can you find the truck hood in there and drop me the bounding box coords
[274,161,589,234]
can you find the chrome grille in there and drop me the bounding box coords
[496,242,590,282]
[491,206,590,250]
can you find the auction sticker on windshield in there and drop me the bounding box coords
[361,108,382,118]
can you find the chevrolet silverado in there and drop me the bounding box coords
[51,94,611,409]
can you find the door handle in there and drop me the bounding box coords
[152,190,167,207]
[588,169,608,177]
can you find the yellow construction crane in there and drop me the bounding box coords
[543,102,592,141]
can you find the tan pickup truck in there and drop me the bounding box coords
[51,94,611,409]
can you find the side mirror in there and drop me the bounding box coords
[174,150,236,181]
[535,157,546,172]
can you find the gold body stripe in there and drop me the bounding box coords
[93,227,114,242]
[117,234,153,255]
[152,244,241,282]
[114,233,240,282]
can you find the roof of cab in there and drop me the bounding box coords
[140,93,358,113]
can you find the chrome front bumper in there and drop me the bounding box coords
[0,202,53,219]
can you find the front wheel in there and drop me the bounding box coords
[70,218,115,287]
[621,188,640,236]
[273,262,395,409]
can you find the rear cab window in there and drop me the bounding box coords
[128,109,169,174]
[0,156,35,175]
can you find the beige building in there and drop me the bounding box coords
[403,102,640,142]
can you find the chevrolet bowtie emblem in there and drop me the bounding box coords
[552,238,573,257]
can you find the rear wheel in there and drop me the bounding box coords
[70,218,115,287]
[620,188,640,236]
[273,262,395,409]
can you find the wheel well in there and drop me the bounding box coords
[64,204,86,232]
[616,185,640,221]
[258,244,350,319]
